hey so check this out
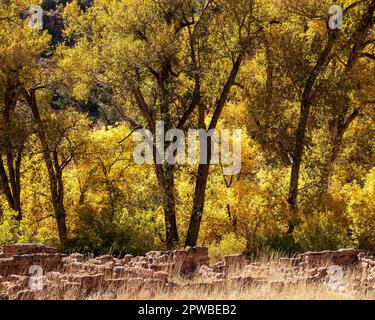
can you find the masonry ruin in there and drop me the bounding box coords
[0,244,374,299]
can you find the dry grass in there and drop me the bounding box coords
[85,266,374,301]
[86,281,374,300]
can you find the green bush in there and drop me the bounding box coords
[257,233,300,256]
[294,210,351,252]
[65,204,163,256]
[0,209,20,245]
[208,233,247,262]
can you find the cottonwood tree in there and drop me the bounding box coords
[60,0,260,248]
[242,0,375,233]
[0,0,91,244]
[23,86,90,244]
[0,0,47,220]
[0,102,32,220]
[287,0,375,227]
[317,0,375,203]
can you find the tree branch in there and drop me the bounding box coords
[133,87,156,133]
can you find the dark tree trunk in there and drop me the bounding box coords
[287,29,340,233]
[158,164,179,249]
[53,151,68,244]
[185,157,210,247]
[24,90,68,244]
[133,87,179,249]
[0,83,23,220]
[151,163,179,249]
[185,56,243,247]
[318,107,360,204]
[0,158,15,213]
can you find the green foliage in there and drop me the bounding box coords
[294,210,352,252]
[0,210,20,245]
[65,204,163,256]
[208,233,247,262]
[346,169,375,253]
[257,234,300,256]
[0,209,59,246]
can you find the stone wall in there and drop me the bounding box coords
[0,244,57,258]
[0,244,64,277]
[298,249,361,268]
[0,244,210,299]
[0,244,374,300]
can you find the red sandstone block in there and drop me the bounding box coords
[69,253,85,262]
[225,255,247,273]
[122,254,133,265]
[97,255,114,263]
[2,244,57,258]
[113,266,126,279]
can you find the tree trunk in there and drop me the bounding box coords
[185,56,243,247]
[149,163,179,249]
[318,108,360,204]
[53,174,68,245]
[153,141,179,248]
[318,0,375,204]
[317,1,375,205]
[160,164,179,249]
[0,84,23,220]
[185,157,210,247]
[287,29,340,233]
[133,86,180,249]
[24,89,68,244]
[0,158,15,213]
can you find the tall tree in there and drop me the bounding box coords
[0,0,46,220]
[240,0,375,234]
[318,0,375,203]
[60,0,259,248]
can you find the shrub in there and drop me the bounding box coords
[0,209,20,245]
[208,233,247,262]
[294,210,351,252]
[346,169,375,253]
[65,204,163,256]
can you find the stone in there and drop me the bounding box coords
[298,249,361,267]
[97,255,114,263]
[225,254,247,273]
[122,254,133,264]
[69,253,85,262]
[113,266,126,279]
[2,244,57,258]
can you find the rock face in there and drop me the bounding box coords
[0,244,374,300]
